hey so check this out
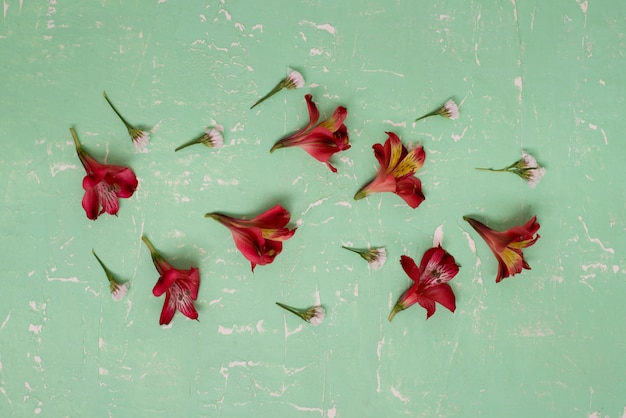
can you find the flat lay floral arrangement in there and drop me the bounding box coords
[73,69,545,326]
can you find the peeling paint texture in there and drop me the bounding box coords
[1,1,625,417]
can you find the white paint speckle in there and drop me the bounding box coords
[579,217,615,254]
[514,76,523,104]
[28,324,43,334]
[50,162,77,177]
[433,222,445,247]
[299,20,336,35]
[390,386,410,403]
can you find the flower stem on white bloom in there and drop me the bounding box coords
[342,246,387,270]
[415,99,459,122]
[103,91,150,150]
[276,302,325,326]
[476,151,545,188]
[92,249,128,301]
[175,127,224,152]
[251,68,305,109]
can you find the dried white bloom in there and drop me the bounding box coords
[342,246,387,270]
[415,98,459,122]
[175,126,224,152]
[285,68,305,89]
[276,302,325,326]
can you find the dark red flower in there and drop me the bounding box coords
[464,216,540,283]
[205,205,296,271]
[354,132,426,208]
[70,128,138,220]
[142,235,200,325]
[270,94,350,173]
[388,246,459,321]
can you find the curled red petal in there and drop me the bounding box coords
[248,205,291,229]
[419,283,456,318]
[395,176,425,209]
[159,291,176,325]
[152,269,180,297]
[400,255,421,282]
[81,185,100,220]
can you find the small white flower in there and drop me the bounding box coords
[342,246,387,270]
[103,91,150,151]
[519,151,546,188]
[307,306,325,326]
[93,249,128,302]
[276,302,325,326]
[441,99,460,120]
[415,98,459,121]
[251,67,305,109]
[175,126,224,151]
[110,281,129,301]
[203,127,224,148]
[130,128,150,151]
[477,151,545,188]
[285,68,305,89]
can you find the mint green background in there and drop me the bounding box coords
[1,1,625,417]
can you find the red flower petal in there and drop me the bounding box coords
[418,283,456,319]
[159,291,176,325]
[395,176,425,209]
[400,255,421,282]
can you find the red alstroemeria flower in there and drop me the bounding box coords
[205,205,296,272]
[354,132,426,208]
[141,235,200,325]
[388,246,459,321]
[270,94,350,173]
[70,128,138,220]
[463,216,540,283]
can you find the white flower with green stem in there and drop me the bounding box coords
[103,91,150,151]
[476,151,546,188]
[276,302,325,326]
[92,249,128,301]
[342,245,387,270]
[415,99,459,122]
[250,68,305,109]
[175,126,224,152]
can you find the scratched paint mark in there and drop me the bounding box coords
[1,313,10,329]
[290,404,324,415]
[514,76,523,104]
[433,222,445,247]
[50,163,78,176]
[451,126,469,142]
[579,217,614,254]
[382,120,406,128]
[299,20,336,35]
[390,386,410,403]
[376,337,385,393]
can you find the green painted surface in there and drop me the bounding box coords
[1,1,625,417]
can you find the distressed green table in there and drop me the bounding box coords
[1,1,625,417]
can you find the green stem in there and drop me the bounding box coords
[250,80,286,109]
[276,302,305,320]
[475,167,508,172]
[341,246,361,254]
[141,235,159,257]
[69,127,82,151]
[388,303,404,322]
[92,249,115,284]
[103,91,132,129]
[175,138,201,152]
[414,110,438,122]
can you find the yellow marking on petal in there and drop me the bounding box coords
[391,150,423,177]
[387,135,403,173]
[508,239,535,249]
[499,247,521,270]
